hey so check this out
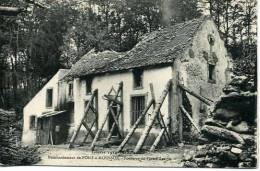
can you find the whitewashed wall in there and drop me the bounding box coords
[73,66,173,138]
[22,69,68,145]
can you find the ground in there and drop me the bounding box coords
[37,144,196,167]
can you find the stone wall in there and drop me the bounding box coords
[179,18,232,131]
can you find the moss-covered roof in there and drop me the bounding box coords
[64,50,125,79]
[64,16,208,80]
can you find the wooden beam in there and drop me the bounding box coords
[91,82,123,151]
[155,113,166,140]
[180,105,201,133]
[106,106,122,141]
[178,84,212,105]
[89,105,98,114]
[49,117,54,145]
[81,119,97,144]
[199,86,214,102]
[68,89,97,148]
[49,131,53,145]
[150,83,170,143]
[177,75,183,142]
[107,106,122,139]
[108,106,121,134]
[104,95,123,105]
[117,98,154,152]
[82,121,95,139]
[0,6,23,16]
[150,128,165,152]
[134,79,172,153]
[158,111,172,143]
[149,83,156,108]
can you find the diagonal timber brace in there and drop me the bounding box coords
[180,105,201,133]
[117,98,154,152]
[134,79,172,153]
[68,89,98,148]
[91,82,123,151]
[106,105,123,141]
[178,84,213,105]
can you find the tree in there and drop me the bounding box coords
[0,0,78,110]
[203,0,257,78]
[162,0,202,25]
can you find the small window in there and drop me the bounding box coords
[46,88,53,108]
[29,115,36,129]
[133,69,143,89]
[68,83,73,97]
[131,96,145,126]
[86,78,93,94]
[208,64,216,82]
[208,34,215,45]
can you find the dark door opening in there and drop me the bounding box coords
[108,104,119,136]
[52,113,70,144]
[36,112,70,145]
[36,117,50,145]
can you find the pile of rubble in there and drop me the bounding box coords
[182,75,257,168]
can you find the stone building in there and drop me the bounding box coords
[22,16,232,146]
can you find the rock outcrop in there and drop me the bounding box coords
[182,75,257,168]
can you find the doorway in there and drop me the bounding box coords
[36,111,70,145]
[108,103,119,136]
[36,117,51,145]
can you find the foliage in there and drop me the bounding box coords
[0,0,257,113]
[0,127,41,165]
[202,0,257,77]
[0,109,40,165]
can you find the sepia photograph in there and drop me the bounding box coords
[0,0,257,168]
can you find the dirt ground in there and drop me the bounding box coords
[37,144,197,167]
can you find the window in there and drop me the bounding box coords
[29,115,36,129]
[208,64,216,82]
[133,69,143,89]
[86,78,93,94]
[208,34,215,45]
[46,88,53,108]
[131,96,145,126]
[68,83,73,97]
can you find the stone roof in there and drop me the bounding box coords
[63,16,208,80]
[64,50,125,79]
[58,69,70,80]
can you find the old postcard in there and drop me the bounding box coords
[0,0,257,168]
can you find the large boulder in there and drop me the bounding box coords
[201,125,245,144]
[226,121,250,133]
[204,118,226,127]
[213,92,256,123]
[213,108,239,121]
